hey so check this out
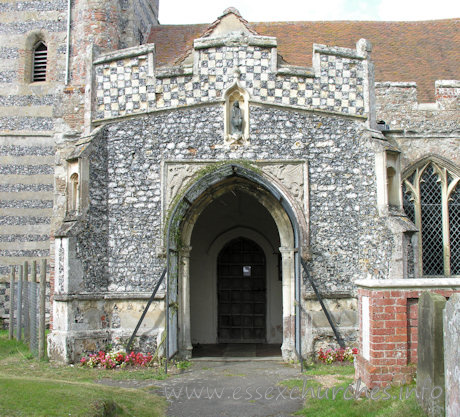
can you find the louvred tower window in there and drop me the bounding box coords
[32,41,47,82]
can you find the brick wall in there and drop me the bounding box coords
[355,280,460,388]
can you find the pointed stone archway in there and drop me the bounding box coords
[165,164,304,360]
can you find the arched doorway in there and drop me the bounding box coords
[166,164,303,360]
[189,190,282,349]
[217,237,267,343]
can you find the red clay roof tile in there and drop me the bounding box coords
[148,19,460,102]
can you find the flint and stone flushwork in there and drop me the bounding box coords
[0,0,160,324]
[1,3,458,365]
[0,0,68,294]
[94,36,369,121]
[51,65,389,360]
[75,108,387,292]
[48,12,460,361]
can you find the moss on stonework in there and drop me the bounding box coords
[163,159,263,247]
[192,159,262,182]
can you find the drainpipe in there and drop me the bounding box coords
[65,0,72,85]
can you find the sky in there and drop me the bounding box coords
[159,0,459,24]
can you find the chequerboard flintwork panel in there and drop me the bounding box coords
[93,34,369,121]
[95,53,151,120]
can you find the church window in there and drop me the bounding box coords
[386,151,401,208]
[403,161,459,276]
[449,179,460,275]
[69,173,79,213]
[32,41,47,82]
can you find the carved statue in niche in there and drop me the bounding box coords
[224,72,249,146]
[230,101,243,137]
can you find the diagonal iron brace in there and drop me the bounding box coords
[126,268,167,353]
[301,259,345,349]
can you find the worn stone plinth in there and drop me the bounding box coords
[417,291,446,417]
[444,293,460,417]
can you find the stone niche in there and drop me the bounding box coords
[224,74,250,146]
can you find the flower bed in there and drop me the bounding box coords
[317,347,358,364]
[80,349,155,369]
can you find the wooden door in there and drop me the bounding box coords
[217,237,266,343]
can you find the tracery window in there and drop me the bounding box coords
[403,161,459,276]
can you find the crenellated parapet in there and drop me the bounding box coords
[92,33,373,122]
[435,80,460,110]
[93,44,156,121]
[375,80,460,132]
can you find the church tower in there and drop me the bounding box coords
[0,0,159,291]
[65,0,160,132]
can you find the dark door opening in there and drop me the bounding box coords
[217,237,266,343]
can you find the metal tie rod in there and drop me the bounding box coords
[301,259,345,349]
[126,268,167,352]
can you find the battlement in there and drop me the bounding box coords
[435,80,460,109]
[376,80,459,111]
[92,34,373,122]
[375,80,460,131]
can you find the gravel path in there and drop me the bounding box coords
[100,359,308,417]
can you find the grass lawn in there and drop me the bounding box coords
[281,363,428,417]
[0,331,166,417]
[0,331,430,417]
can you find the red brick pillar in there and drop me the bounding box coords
[354,279,460,388]
[355,286,414,388]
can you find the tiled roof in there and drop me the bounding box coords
[148,19,460,102]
